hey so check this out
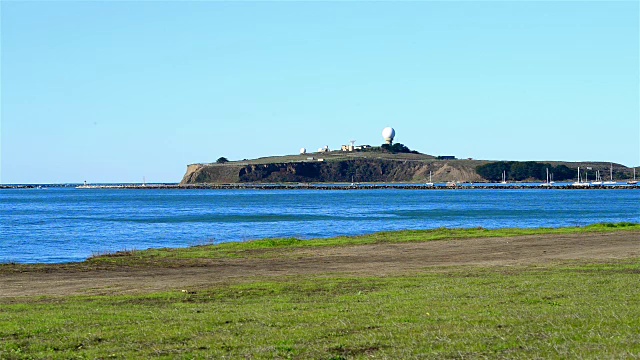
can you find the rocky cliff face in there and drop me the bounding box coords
[180,159,485,184]
[180,164,244,184]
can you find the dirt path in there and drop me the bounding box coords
[2,231,638,298]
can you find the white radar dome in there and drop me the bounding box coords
[300,148,307,154]
[382,127,395,144]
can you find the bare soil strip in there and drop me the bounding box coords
[2,231,638,298]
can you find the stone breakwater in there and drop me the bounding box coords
[2,184,632,190]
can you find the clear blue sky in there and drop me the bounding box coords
[2,1,638,184]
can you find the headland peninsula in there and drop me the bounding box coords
[4,127,637,189]
[181,127,638,186]
[180,149,638,185]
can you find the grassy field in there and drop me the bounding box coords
[2,262,639,359]
[1,223,639,359]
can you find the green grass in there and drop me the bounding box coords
[87,222,640,266]
[1,224,639,358]
[2,260,640,359]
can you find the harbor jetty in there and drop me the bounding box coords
[3,183,637,190]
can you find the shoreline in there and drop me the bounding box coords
[1,224,639,296]
[2,223,638,268]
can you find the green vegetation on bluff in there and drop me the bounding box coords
[364,142,419,154]
[476,161,577,181]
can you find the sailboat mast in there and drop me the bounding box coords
[546,168,549,184]
[610,163,613,181]
[577,167,580,183]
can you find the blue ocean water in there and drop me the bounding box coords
[1,188,639,264]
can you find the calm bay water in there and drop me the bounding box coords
[1,188,639,264]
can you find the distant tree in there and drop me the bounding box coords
[551,165,574,181]
[511,161,545,181]
[477,161,577,181]
[476,161,512,181]
[216,157,229,164]
[391,143,411,153]
[380,142,415,154]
